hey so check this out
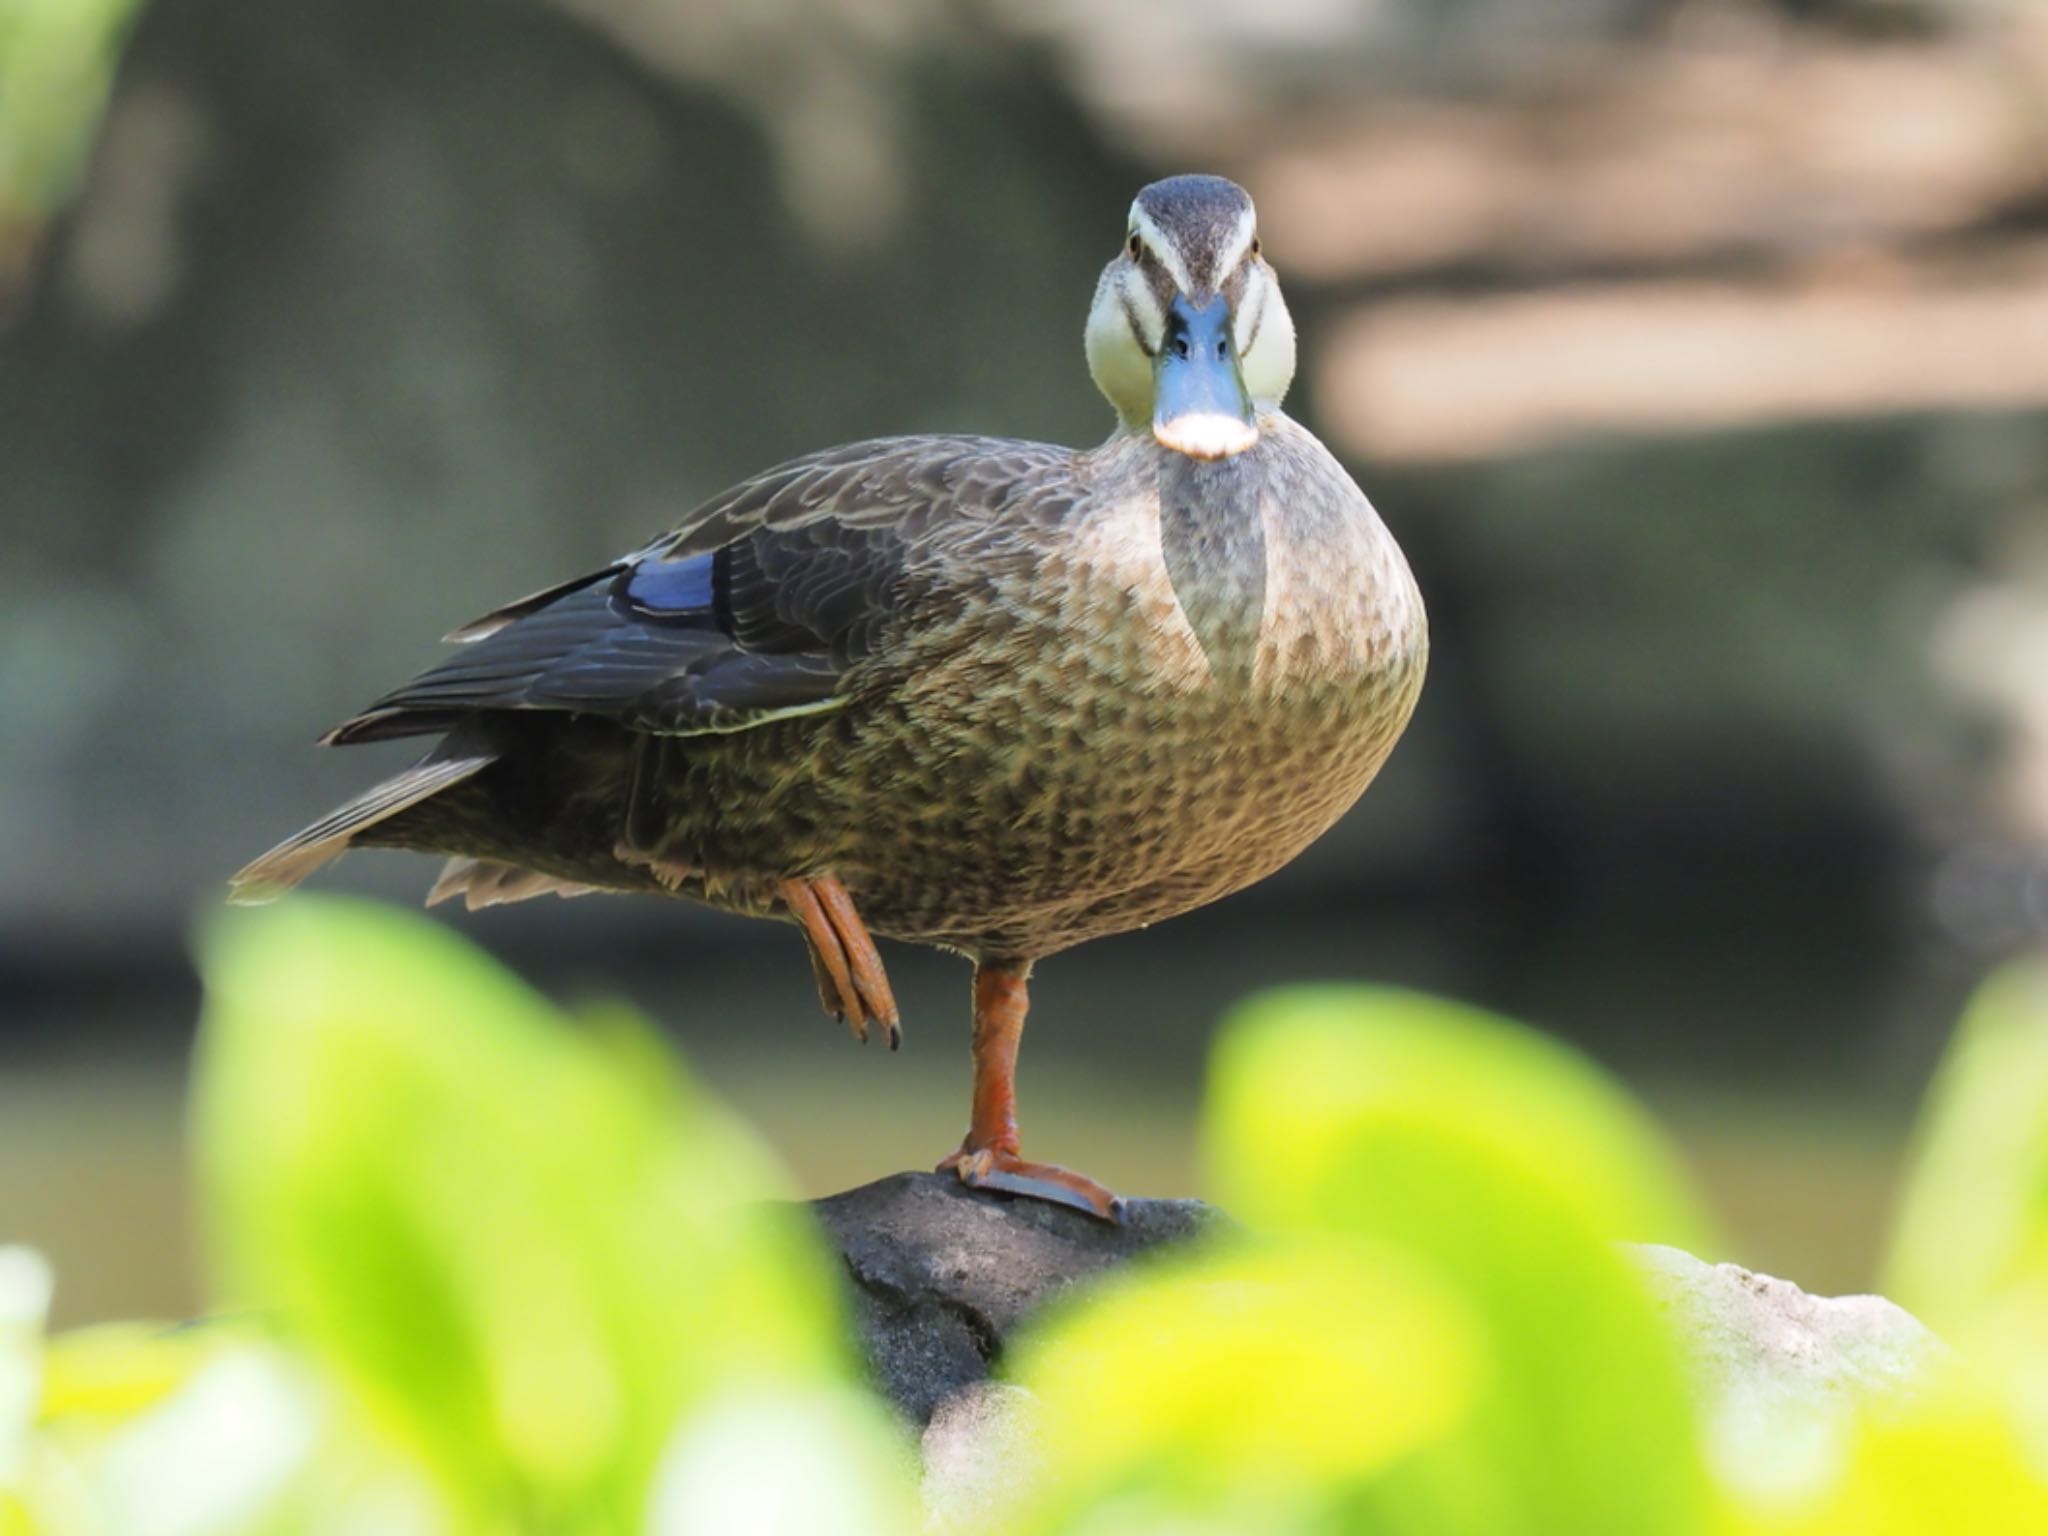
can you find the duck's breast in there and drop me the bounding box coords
[1064,420,1424,718]
[841,423,1425,952]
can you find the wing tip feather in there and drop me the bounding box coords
[227,752,495,904]
[226,839,348,905]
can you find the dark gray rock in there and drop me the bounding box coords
[810,1172,1223,1424]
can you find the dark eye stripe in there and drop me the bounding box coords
[1142,262,1181,312]
[1118,288,1155,359]
[1240,278,1268,360]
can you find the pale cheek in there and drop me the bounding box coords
[1104,348,1153,414]
[1085,309,1155,420]
[1233,292,1261,356]
[1238,295,1297,405]
[1241,337,1290,400]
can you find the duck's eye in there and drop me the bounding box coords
[1127,232,1143,260]
[1250,236,1262,259]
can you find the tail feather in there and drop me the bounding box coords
[424,857,485,907]
[228,751,495,905]
[425,856,597,912]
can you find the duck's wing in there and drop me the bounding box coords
[322,435,1076,747]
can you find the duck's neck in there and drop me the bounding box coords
[1155,436,1274,683]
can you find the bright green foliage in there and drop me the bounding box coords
[1213,987,1714,1532]
[0,1246,54,1533]
[1828,956,2048,1535]
[38,1322,215,1430]
[997,1237,1483,1534]
[1885,959,2048,1342]
[1206,986,1711,1250]
[189,896,910,1533]
[1002,986,1717,1535]
[1707,957,2048,1535]
[0,0,147,239]
[1720,1381,2048,1535]
[1,898,919,1534]
[12,908,2048,1532]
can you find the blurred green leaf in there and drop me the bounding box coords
[85,1344,325,1536]
[1720,1377,2048,1535]
[0,0,148,235]
[40,1322,211,1431]
[1170,985,1718,1535]
[193,896,880,1531]
[1884,959,2048,1340]
[0,1247,52,1531]
[1207,985,1710,1250]
[37,1327,449,1536]
[1000,1237,1482,1535]
[33,915,2048,1532]
[1876,958,2048,1498]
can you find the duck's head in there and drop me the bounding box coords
[1086,174,1296,461]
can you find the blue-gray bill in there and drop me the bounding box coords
[1152,293,1257,460]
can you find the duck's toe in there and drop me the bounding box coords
[938,1145,1122,1223]
[782,874,901,1048]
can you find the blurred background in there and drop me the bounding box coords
[6,0,2048,1326]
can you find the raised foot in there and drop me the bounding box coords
[781,875,901,1049]
[938,1146,1123,1224]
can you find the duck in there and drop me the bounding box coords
[231,173,1427,1221]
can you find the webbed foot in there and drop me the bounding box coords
[938,1142,1122,1223]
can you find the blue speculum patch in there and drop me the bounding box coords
[623,553,716,614]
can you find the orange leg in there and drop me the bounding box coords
[780,875,901,1049]
[937,959,1121,1222]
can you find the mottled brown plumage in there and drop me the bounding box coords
[232,175,1426,1219]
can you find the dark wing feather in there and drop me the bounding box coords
[322,435,1074,747]
[441,566,622,643]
